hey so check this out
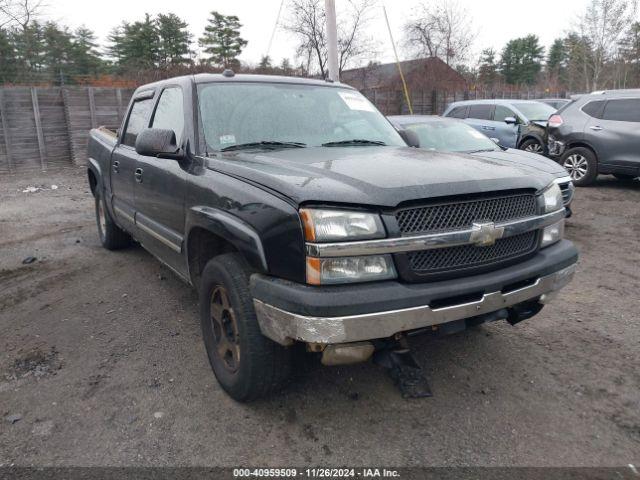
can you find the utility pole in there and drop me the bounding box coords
[325,0,339,82]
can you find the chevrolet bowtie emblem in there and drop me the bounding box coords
[470,221,504,247]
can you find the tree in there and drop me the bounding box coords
[547,38,568,74]
[70,26,103,77]
[575,0,638,90]
[259,54,272,69]
[285,0,376,77]
[619,21,640,86]
[477,48,498,85]
[41,21,74,83]
[500,35,544,85]
[280,57,292,74]
[0,27,18,82]
[0,0,43,30]
[108,14,160,71]
[199,11,247,68]
[404,0,476,66]
[157,13,192,67]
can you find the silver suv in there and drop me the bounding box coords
[547,91,640,186]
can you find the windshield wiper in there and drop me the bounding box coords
[322,139,386,147]
[220,141,306,152]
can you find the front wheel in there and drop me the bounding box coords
[95,189,131,250]
[561,147,598,186]
[520,138,544,154]
[199,253,292,401]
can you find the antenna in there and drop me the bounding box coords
[383,5,413,114]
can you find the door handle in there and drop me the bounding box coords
[482,126,495,131]
[134,168,143,183]
[590,125,603,131]
[113,160,119,173]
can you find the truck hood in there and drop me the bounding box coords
[471,148,567,176]
[203,146,556,208]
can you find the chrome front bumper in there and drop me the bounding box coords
[254,264,576,346]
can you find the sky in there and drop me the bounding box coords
[46,0,595,67]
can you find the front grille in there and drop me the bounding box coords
[407,231,538,273]
[396,193,537,235]
[394,192,539,279]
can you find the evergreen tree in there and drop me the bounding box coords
[108,14,160,71]
[199,11,247,68]
[477,48,498,85]
[157,13,192,67]
[259,55,272,69]
[547,38,567,74]
[42,22,74,84]
[70,26,103,77]
[619,22,640,84]
[500,35,544,85]
[0,28,18,83]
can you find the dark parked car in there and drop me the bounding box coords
[442,99,557,154]
[547,91,640,186]
[87,73,577,401]
[388,115,574,216]
[534,98,571,110]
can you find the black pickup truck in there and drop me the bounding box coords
[87,72,578,401]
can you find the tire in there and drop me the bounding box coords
[199,253,292,401]
[520,138,544,154]
[613,173,637,181]
[95,189,131,250]
[561,147,598,186]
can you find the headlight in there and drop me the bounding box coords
[299,208,385,242]
[542,182,564,213]
[306,255,396,285]
[541,220,564,248]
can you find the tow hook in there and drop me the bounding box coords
[373,338,433,398]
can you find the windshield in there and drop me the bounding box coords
[404,120,499,153]
[197,82,406,152]
[512,102,556,121]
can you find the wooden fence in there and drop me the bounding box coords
[0,86,134,174]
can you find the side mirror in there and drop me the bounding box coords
[135,128,181,158]
[398,129,420,148]
[504,116,518,125]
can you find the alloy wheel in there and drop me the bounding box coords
[563,154,588,181]
[524,142,543,153]
[209,286,241,373]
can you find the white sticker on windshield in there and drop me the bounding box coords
[220,134,236,145]
[338,91,375,112]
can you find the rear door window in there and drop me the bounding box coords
[122,98,154,147]
[602,99,640,122]
[582,100,606,119]
[447,106,468,118]
[467,104,494,120]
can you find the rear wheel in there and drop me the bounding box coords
[95,189,131,250]
[199,253,292,401]
[561,147,598,186]
[520,138,544,154]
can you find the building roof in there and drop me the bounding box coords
[340,57,466,91]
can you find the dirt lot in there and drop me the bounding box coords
[0,169,639,467]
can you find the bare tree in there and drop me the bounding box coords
[285,0,377,77]
[404,0,476,66]
[0,0,43,29]
[575,0,638,90]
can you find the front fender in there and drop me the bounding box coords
[87,157,102,195]
[186,206,268,273]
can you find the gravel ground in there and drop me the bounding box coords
[0,169,639,467]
